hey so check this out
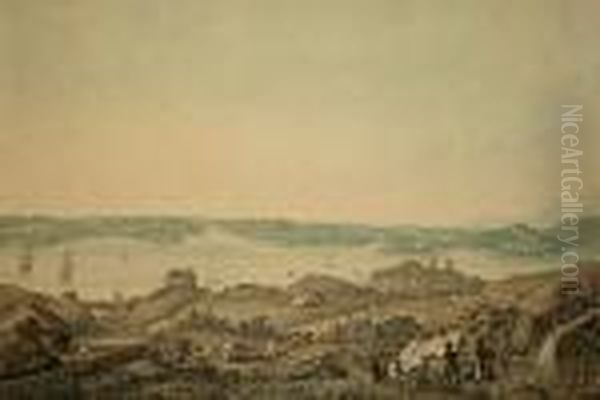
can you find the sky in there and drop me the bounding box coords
[0,0,598,225]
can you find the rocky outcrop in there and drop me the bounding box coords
[370,260,483,297]
[289,274,374,308]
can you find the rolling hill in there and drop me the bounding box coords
[1,215,593,258]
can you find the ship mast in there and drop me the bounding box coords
[60,248,75,286]
[18,245,34,278]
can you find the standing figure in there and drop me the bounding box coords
[444,341,460,385]
[476,337,496,381]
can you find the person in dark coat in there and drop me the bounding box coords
[444,341,460,385]
[476,337,496,381]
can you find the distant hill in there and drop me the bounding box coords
[0,214,597,259]
[378,223,563,257]
[580,215,600,252]
[0,215,208,248]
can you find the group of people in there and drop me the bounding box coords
[442,336,502,385]
[377,333,508,387]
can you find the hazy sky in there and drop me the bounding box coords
[0,0,598,225]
